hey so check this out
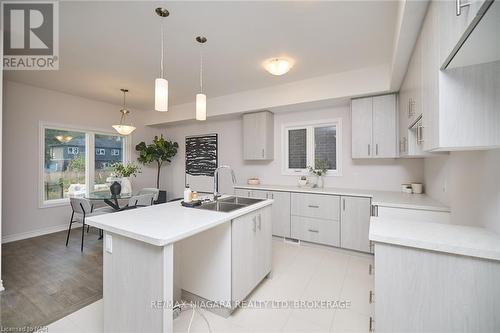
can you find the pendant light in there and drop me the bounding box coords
[112,89,136,136]
[196,36,207,121]
[155,8,169,112]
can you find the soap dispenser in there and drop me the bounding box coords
[183,185,192,203]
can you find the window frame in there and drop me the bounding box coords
[281,118,342,177]
[39,122,131,208]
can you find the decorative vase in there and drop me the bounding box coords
[120,177,132,195]
[110,181,121,196]
[316,175,324,188]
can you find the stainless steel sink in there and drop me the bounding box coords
[218,196,264,205]
[195,196,264,212]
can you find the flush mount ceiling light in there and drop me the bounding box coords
[55,135,73,143]
[195,36,208,121]
[112,89,136,136]
[263,57,294,76]
[154,7,170,112]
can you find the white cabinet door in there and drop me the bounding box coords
[255,206,272,281]
[351,98,373,158]
[372,94,397,158]
[249,189,268,199]
[243,112,274,160]
[232,212,256,302]
[269,191,291,238]
[340,196,372,253]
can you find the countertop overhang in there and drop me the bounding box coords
[234,184,450,212]
[86,198,273,247]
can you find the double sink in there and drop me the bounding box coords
[195,196,265,212]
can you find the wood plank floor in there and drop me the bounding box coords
[1,227,103,329]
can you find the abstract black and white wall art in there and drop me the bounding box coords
[185,134,218,192]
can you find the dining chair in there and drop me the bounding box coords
[138,188,160,203]
[66,197,114,252]
[128,193,155,208]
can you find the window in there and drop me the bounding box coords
[41,124,128,207]
[94,134,124,192]
[283,119,341,176]
[111,149,120,156]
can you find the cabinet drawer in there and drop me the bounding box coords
[291,216,340,247]
[291,193,340,220]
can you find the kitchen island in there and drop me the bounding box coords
[86,197,273,333]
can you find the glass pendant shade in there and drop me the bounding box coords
[196,93,207,121]
[112,124,136,136]
[155,78,169,112]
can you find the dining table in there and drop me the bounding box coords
[86,191,133,211]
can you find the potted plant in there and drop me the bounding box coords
[135,135,178,203]
[308,159,329,188]
[111,162,141,195]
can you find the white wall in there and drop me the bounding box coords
[424,149,500,233]
[162,106,424,198]
[2,81,162,240]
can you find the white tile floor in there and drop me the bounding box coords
[46,239,374,333]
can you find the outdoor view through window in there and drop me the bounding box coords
[43,128,123,202]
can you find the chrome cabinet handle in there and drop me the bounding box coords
[371,205,379,217]
[248,191,252,197]
[417,124,424,144]
[252,216,257,232]
[307,229,319,233]
[308,205,320,208]
[265,193,269,199]
[456,0,471,16]
[368,144,371,156]
[270,193,274,199]
[261,149,265,158]
[375,144,379,156]
[369,264,373,275]
[369,290,374,304]
[369,317,374,332]
[258,214,262,231]
[343,199,346,211]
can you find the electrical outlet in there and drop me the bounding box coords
[105,234,112,253]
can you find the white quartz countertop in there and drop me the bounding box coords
[86,199,273,247]
[234,184,450,212]
[369,217,500,261]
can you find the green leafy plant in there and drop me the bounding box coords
[308,159,329,177]
[135,135,179,188]
[112,162,141,178]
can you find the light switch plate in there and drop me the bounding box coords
[105,234,112,253]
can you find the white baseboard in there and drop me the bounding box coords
[2,223,82,244]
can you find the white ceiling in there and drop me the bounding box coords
[5,1,399,111]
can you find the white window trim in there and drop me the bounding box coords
[39,122,131,208]
[281,118,342,177]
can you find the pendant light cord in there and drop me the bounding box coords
[160,19,165,79]
[199,46,203,93]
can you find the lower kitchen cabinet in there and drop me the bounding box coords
[291,216,340,247]
[232,206,272,302]
[340,196,372,253]
[234,188,291,238]
[374,242,500,332]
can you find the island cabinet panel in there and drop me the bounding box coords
[340,196,372,253]
[103,232,174,333]
[234,189,291,238]
[232,206,272,303]
[374,242,500,332]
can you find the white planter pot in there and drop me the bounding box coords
[121,177,132,195]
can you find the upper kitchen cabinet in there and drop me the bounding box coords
[400,0,500,151]
[351,94,397,159]
[243,111,274,160]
